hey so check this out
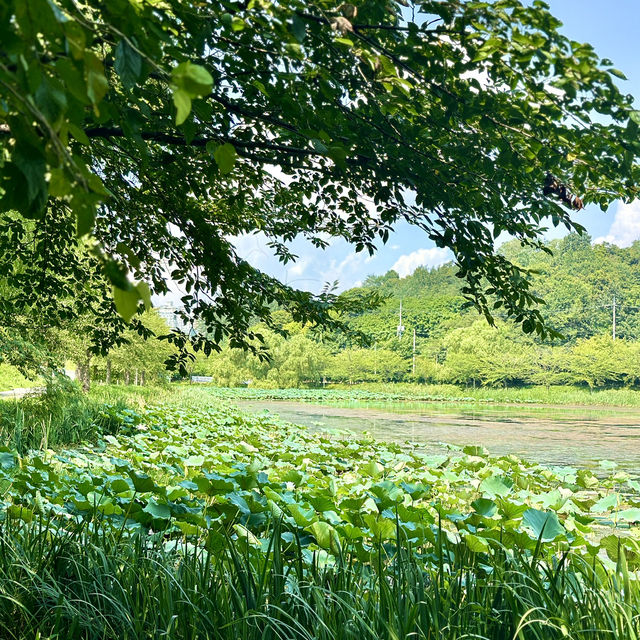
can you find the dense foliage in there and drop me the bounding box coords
[196,234,640,389]
[1,389,639,638]
[2,0,640,367]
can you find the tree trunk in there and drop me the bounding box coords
[106,359,112,385]
[124,370,131,385]
[134,370,139,386]
[82,350,92,393]
[141,370,146,386]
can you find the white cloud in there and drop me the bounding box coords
[594,200,640,247]
[318,251,368,288]
[391,247,451,278]
[287,259,308,278]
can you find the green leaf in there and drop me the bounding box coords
[497,499,527,521]
[311,138,328,154]
[291,14,306,42]
[268,499,284,518]
[363,513,396,539]
[87,493,121,516]
[136,282,152,311]
[112,285,139,323]
[234,523,260,547]
[0,451,18,470]
[67,122,90,145]
[173,89,192,125]
[213,143,237,174]
[128,470,156,493]
[231,17,245,32]
[370,481,404,506]
[480,476,512,498]
[109,478,130,494]
[590,493,619,513]
[13,141,47,212]
[35,78,67,125]
[465,533,490,553]
[472,37,501,62]
[64,21,86,60]
[0,163,42,218]
[55,58,89,104]
[84,52,109,106]
[523,508,565,542]
[143,498,171,520]
[171,62,213,98]
[288,503,316,527]
[7,505,33,523]
[609,68,627,80]
[176,521,200,535]
[615,508,640,523]
[362,460,384,478]
[463,445,489,457]
[471,498,497,517]
[600,534,624,562]
[227,491,250,514]
[72,192,97,237]
[49,167,71,197]
[308,521,341,554]
[114,39,142,90]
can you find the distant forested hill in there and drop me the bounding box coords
[345,233,640,345]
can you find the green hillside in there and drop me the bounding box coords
[349,233,640,344]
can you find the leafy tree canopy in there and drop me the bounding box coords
[1,0,640,370]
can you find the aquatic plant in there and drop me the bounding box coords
[1,398,639,638]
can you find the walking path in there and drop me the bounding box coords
[0,387,44,398]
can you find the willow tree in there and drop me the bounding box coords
[1,0,639,369]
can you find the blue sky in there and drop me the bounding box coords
[232,1,640,294]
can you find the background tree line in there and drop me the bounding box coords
[191,234,640,390]
[8,232,640,392]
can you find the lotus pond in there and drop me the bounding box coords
[236,398,640,472]
[2,390,640,638]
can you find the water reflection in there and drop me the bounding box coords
[237,400,640,471]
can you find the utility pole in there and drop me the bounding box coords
[613,294,616,341]
[412,328,416,375]
[374,342,377,376]
[397,300,405,340]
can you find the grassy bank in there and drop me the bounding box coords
[0,382,150,454]
[206,383,640,407]
[0,389,639,638]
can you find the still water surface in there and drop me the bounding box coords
[237,399,640,471]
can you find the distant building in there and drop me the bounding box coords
[156,305,192,333]
[191,375,213,383]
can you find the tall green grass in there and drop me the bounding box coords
[0,517,637,640]
[0,381,124,453]
[89,382,176,407]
